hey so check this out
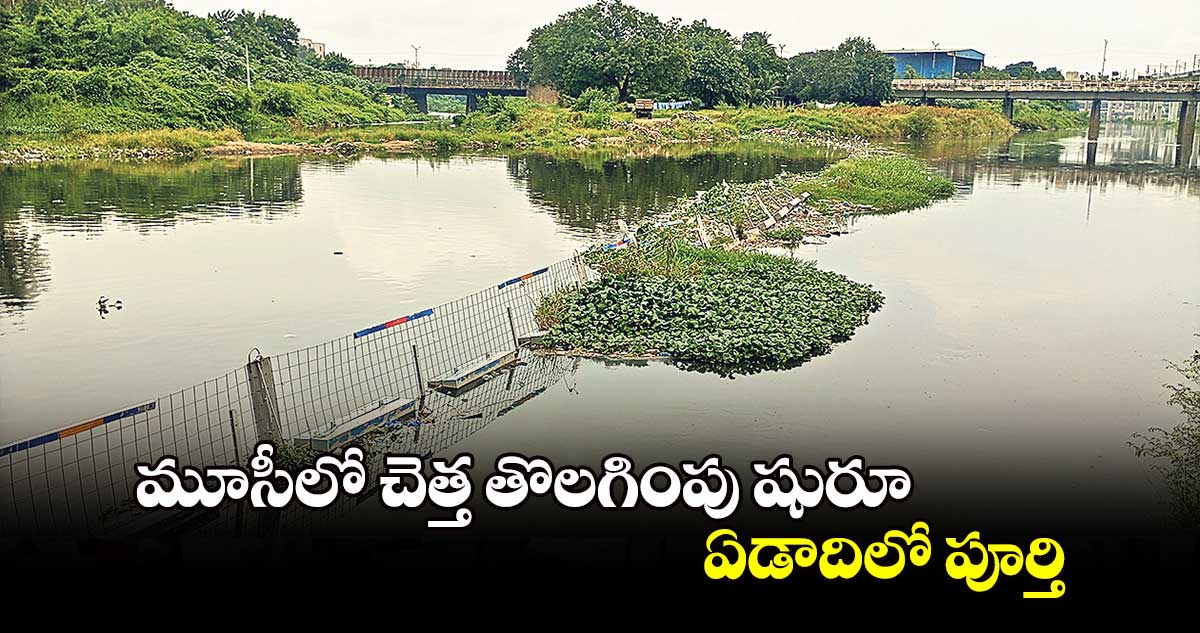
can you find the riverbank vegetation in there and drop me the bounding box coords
[511,0,893,107]
[0,0,405,137]
[1130,344,1200,527]
[2,100,1016,162]
[0,0,1066,162]
[727,105,1013,140]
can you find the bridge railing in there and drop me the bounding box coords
[353,66,527,90]
[891,78,1200,93]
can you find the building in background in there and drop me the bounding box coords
[299,38,326,57]
[1097,101,1178,122]
[882,48,985,78]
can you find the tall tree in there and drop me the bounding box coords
[739,31,785,105]
[518,0,687,101]
[506,46,530,83]
[785,37,892,105]
[679,20,747,106]
[0,5,15,88]
[834,37,893,105]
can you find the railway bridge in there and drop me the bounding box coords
[893,79,1200,167]
[352,66,540,113]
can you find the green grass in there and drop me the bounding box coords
[711,105,1015,140]
[808,154,958,211]
[972,101,1088,131]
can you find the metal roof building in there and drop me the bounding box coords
[882,48,986,78]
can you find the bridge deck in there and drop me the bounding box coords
[892,79,1200,102]
[353,66,526,91]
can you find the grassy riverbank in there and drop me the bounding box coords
[3,101,1018,163]
[718,105,1014,140]
[979,101,1089,131]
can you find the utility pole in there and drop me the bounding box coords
[411,45,421,69]
[244,44,252,91]
[1099,39,1107,76]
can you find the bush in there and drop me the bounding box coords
[258,84,300,116]
[903,109,937,139]
[573,87,617,114]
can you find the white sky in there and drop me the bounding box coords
[174,1,1200,76]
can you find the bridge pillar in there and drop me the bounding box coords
[1176,100,1197,168]
[1001,97,1014,122]
[410,92,428,114]
[466,93,480,113]
[1087,99,1102,143]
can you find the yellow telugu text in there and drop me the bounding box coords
[704,522,1065,599]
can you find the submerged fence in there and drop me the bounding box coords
[0,251,601,538]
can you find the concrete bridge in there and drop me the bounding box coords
[893,79,1200,167]
[352,66,533,113]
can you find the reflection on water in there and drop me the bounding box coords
[0,158,303,314]
[0,147,810,443]
[511,143,837,228]
[0,158,303,226]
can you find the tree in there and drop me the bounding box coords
[679,20,748,106]
[1003,61,1036,77]
[904,65,920,79]
[784,37,893,105]
[0,6,14,89]
[835,37,893,105]
[739,31,785,105]
[518,0,687,101]
[506,46,529,83]
[306,51,353,75]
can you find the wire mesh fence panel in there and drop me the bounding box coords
[0,367,257,538]
[1,252,598,540]
[255,351,580,537]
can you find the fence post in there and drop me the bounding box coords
[507,306,520,350]
[574,252,589,285]
[246,354,282,444]
[412,344,426,409]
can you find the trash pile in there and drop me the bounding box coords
[742,128,876,157]
[658,173,872,248]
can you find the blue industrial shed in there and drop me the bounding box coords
[882,48,986,78]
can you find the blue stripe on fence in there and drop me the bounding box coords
[497,267,550,290]
[0,401,157,457]
[353,308,434,339]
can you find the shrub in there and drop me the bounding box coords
[903,109,937,139]
[573,87,617,114]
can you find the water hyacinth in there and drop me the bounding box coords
[540,243,884,376]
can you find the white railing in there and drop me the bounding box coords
[891,79,1200,93]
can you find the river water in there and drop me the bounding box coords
[2,124,1198,557]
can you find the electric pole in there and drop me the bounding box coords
[411,45,421,69]
[245,44,252,90]
[1100,39,1107,76]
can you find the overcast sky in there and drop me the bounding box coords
[174,1,1199,76]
